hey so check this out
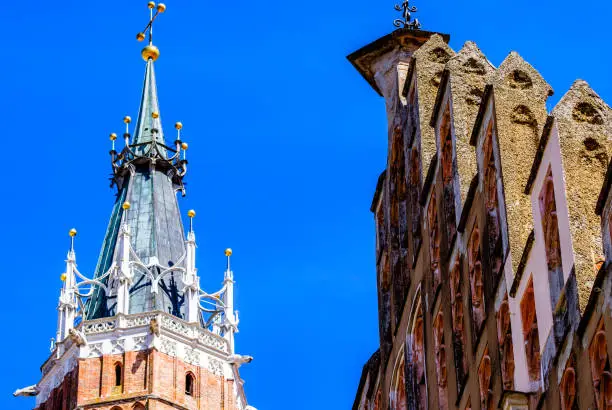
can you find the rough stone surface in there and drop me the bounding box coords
[412,35,456,180]
[552,80,612,311]
[445,41,495,204]
[489,51,553,273]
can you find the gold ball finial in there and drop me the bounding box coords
[148,1,156,9]
[124,116,132,124]
[188,210,196,218]
[225,248,233,257]
[181,142,189,150]
[122,201,131,210]
[157,3,166,13]
[175,122,183,130]
[69,228,77,237]
[152,112,159,119]
[141,44,160,61]
[136,32,146,42]
[110,133,117,141]
[60,273,67,282]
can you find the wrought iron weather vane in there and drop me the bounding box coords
[393,0,421,30]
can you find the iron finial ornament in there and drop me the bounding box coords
[137,1,166,61]
[393,0,421,30]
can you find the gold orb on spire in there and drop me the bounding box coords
[175,122,183,130]
[152,112,159,119]
[136,32,146,42]
[110,133,117,141]
[181,142,189,150]
[157,3,166,13]
[122,201,131,210]
[60,273,67,282]
[141,44,160,61]
[148,1,156,9]
[188,210,196,218]
[69,228,78,237]
[124,116,132,124]
[225,248,233,257]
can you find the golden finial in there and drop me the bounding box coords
[124,116,132,124]
[188,210,196,218]
[110,133,117,141]
[152,112,160,119]
[60,273,67,282]
[69,228,78,237]
[122,201,131,210]
[175,122,183,130]
[138,1,166,61]
[181,142,189,150]
[225,248,233,257]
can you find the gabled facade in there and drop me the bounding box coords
[350,5,612,410]
[14,4,255,410]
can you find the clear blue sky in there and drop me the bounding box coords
[1,1,610,409]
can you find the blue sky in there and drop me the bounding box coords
[1,1,610,409]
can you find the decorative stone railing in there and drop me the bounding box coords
[81,311,229,354]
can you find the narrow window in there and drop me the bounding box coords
[469,225,485,333]
[439,109,457,241]
[478,348,493,410]
[449,258,467,384]
[428,193,441,293]
[560,355,577,410]
[520,278,540,382]
[185,373,195,396]
[483,122,502,274]
[433,311,448,410]
[590,319,611,410]
[409,147,422,264]
[539,168,563,307]
[410,304,427,410]
[496,293,515,390]
[114,363,123,387]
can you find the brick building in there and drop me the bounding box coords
[350,2,612,409]
[13,4,255,410]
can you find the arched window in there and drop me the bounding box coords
[469,225,485,332]
[478,348,493,410]
[390,352,407,410]
[539,167,563,308]
[114,363,123,387]
[520,278,540,382]
[132,403,145,410]
[185,372,196,396]
[449,258,467,384]
[428,192,441,293]
[483,122,502,274]
[590,319,611,410]
[497,293,515,390]
[433,311,448,410]
[560,355,577,410]
[408,296,426,410]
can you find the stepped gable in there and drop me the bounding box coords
[489,51,553,273]
[443,41,494,203]
[552,80,612,311]
[409,34,455,181]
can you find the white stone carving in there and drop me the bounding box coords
[111,339,125,354]
[133,336,148,350]
[160,338,177,356]
[83,320,115,334]
[89,343,103,358]
[208,357,224,376]
[185,348,201,366]
[162,315,192,337]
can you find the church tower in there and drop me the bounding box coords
[14,3,255,410]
